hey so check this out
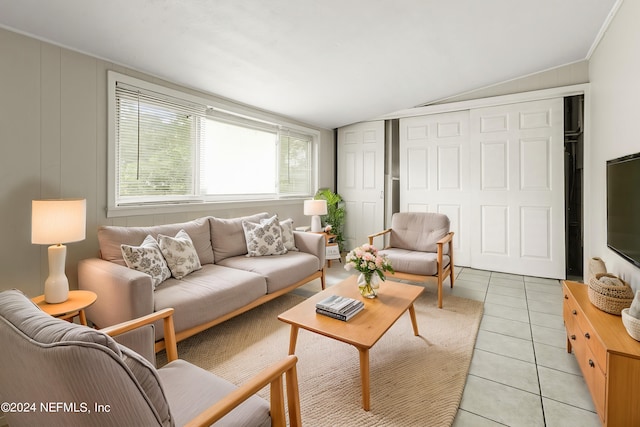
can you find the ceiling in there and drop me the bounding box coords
[0,0,619,129]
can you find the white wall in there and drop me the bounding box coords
[589,0,640,288]
[0,28,335,298]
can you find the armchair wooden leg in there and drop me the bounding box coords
[437,275,443,309]
[450,265,455,288]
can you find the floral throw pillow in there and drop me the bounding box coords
[261,216,298,252]
[157,229,202,279]
[243,215,288,257]
[121,235,171,287]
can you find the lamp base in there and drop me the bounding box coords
[310,215,322,233]
[44,244,69,303]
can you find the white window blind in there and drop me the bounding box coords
[115,83,206,203]
[111,73,317,210]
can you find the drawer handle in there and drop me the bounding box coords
[570,334,576,341]
[564,294,569,300]
[589,359,595,368]
[584,332,590,339]
[572,310,577,315]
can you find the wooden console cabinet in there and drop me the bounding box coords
[563,281,640,426]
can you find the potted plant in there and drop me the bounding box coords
[314,188,346,252]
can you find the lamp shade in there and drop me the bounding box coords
[32,199,86,245]
[303,199,327,216]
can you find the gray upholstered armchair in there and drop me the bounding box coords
[368,212,454,308]
[0,289,301,427]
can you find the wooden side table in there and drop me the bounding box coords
[32,290,97,326]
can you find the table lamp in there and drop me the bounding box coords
[31,199,86,303]
[304,199,327,232]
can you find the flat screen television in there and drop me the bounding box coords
[607,152,640,269]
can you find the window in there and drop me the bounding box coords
[109,72,317,214]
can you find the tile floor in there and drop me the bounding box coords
[447,267,601,427]
[320,263,600,426]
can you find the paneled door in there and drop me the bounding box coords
[399,111,471,266]
[338,121,385,251]
[398,98,565,279]
[469,98,565,278]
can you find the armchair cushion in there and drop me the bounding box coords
[158,359,270,427]
[0,290,121,354]
[389,212,450,253]
[379,248,450,276]
[119,345,172,425]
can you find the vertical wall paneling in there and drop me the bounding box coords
[0,28,335,298]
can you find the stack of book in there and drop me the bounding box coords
[315,295,364,321]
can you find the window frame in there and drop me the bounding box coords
[107,71,320,217]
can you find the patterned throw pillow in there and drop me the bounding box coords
[243,215,288,257]
[121,235,172,287]
[157,229,202,279]
[261,217,298,252]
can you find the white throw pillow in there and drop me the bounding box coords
[243,215,288,257]
[121,235,172,287]
[261,217,298,252]
[157,229,202,279]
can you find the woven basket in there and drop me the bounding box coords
[588,273,634,315]
[622,309,640,341]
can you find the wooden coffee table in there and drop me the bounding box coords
[277,275,424,410]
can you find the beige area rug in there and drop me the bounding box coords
[158,284,483,426]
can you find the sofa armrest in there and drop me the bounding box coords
[293,231,325,268]
[78,258,154,329]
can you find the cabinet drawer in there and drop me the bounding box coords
[574,306,607,373]
[578,341,606,420]
[563,286,607,373]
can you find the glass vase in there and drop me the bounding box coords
[357,273,379,298]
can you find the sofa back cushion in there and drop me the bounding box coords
[98,217,214,266]
[209,213,270,262]
[389,212,450,253]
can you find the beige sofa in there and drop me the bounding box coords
[78,212,325,351]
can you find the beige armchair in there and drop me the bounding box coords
[368,212,454,308]
[0,289,301,427]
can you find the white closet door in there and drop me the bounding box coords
[469,98,565,278]
[338,121,385,251]
[399,111,471,266]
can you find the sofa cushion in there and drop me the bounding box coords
[158,359,270,427]
[209,213,270,262]
[243,215,287,257]
[158,230,202,279]
[152,264,267,340]
[378,248,450,276]
[99,217,214,266]
[218,252,320,294]
[121,235,172,287]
